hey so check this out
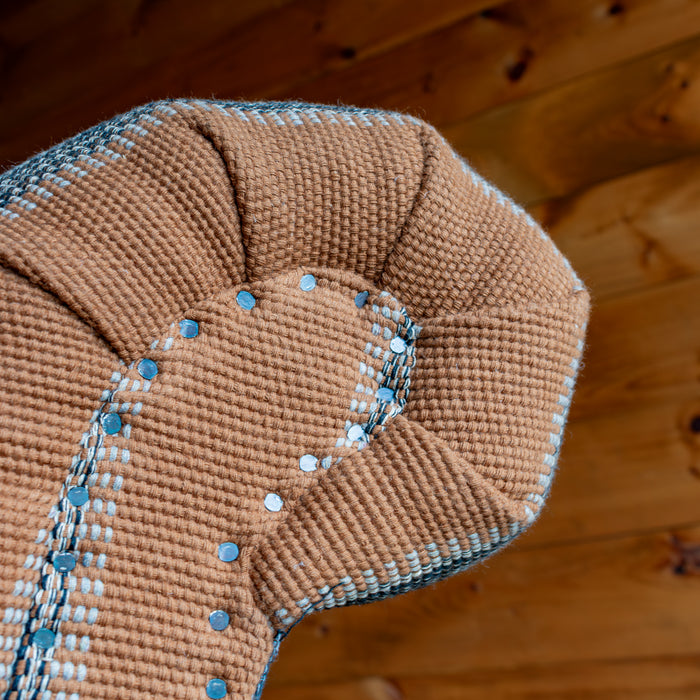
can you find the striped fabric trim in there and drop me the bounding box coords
[0,323,182,699]
[0,99,420,220]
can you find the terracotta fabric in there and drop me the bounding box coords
[0,100,589,700]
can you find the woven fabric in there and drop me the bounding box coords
[0,99,589,700]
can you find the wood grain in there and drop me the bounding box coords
[283,0,700,124]
[0,0,490,170]
[444,35,700,204]
[530,154,700,302]
[264,657,700,699]
[495,275,700,546]
[572,277,697,420]
[4,0,700,171]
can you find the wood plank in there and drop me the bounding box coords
[264,524,700,685]
[282,0,700,126]
[190,0,494,101]
[3,0,700,171]
[0,0,491,170]
[443,35,700,204]
[530,154,700,303]
[264,657,700,699]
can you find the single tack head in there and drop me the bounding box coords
[236,290,256,311]
[299,454,318,472]
[300,274,317,291]
[137,358,158,380]
[209,610,230,631]
[217,542,239,562]
[376,387,395,402]
[264,493,284,512]
[101,413,122,435]
[67,486,89,507]
[347,424,367,443]
[390,336,407,353]
[178,319,199,338]
[33,628,56,649]
[355,291,369,308]
[206,678,227,699]
[53,552,76,573]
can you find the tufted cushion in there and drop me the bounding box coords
[0,100,589,700]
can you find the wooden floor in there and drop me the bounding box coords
[1,1,699,697]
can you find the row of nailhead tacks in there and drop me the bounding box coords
[211,274,414,697]
[235,275,408,483]
[294,277,409,473]
[208,274,376,698]
[23,318,203,697]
